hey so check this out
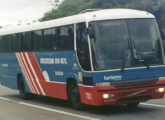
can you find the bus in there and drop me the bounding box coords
[0,9,165,109]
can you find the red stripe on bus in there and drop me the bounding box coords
[27,52,48,95]
[22,53,43,95]
[29,52,67,99]
[19,53,39,94]
[16,53,36,94]
[25,52,46,95]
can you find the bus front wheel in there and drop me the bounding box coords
[68,81,83,110]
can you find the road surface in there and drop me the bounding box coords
[0,85,165,120]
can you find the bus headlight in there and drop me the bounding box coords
[102,93,116,99]
[155,88,165,93]
[96,82,111,86]
[158,77,165,81]
[103,94,109,99]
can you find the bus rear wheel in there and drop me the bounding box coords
[18,81,28,99]
[18,79,33,100]
[68,81,83,110]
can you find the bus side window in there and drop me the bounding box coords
[33,30,43,51]
[7,35,13,52]
[10,35,14,52]
[57,25,74,50]
[44,28,56,51]
[22,32,32,52]
[13,34,22,52]
[2,36,5,52]
[1,36,5,52]
[0,36,2,52]
[76,23,91,71]
[3,36,8,52]
[4,36,8,52]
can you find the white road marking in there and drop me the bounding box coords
[0,97,12,101]
[141,103,165,108]
[0,97,100,120]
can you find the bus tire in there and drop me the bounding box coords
[67,80,83,110]
[127,102,139,108]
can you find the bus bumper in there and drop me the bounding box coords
[79,80,165,106]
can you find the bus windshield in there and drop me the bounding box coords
[89,19,163,71]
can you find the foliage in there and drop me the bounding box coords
[40,0,132,21]
[40,0,165,36]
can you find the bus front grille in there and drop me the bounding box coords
[115,81,156,90]
[117,95,152,104]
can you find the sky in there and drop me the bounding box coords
[0,0,53,27]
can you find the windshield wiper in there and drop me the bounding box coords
[121,42,150,72]
[132,44,150,70]
[122,21,150,71]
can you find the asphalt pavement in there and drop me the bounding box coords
[0,85,165,120]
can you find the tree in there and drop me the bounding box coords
[40,0,165,37]
[48,0,65,9]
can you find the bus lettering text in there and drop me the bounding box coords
[104,75,122,81]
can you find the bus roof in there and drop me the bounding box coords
[0,9,155,36]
